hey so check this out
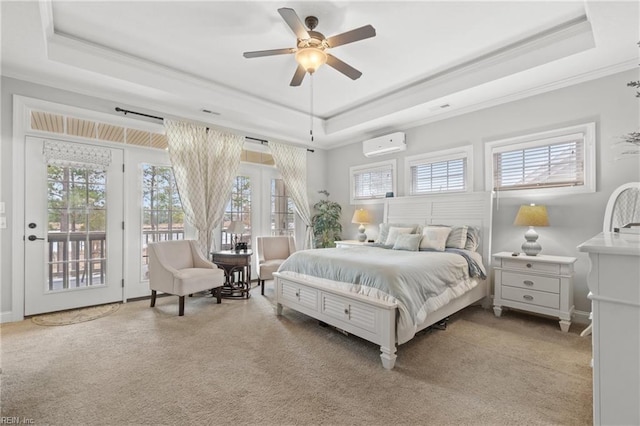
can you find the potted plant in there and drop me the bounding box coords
[312,190,342,248]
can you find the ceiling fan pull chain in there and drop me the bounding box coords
[310,73,314,143]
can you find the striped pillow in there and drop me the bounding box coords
[445,225,468,249]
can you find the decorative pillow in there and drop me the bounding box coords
[419,226,452,252]
[392,234,422,251]
[446,225,468,249]
[385,226,414,246]
[465,226,481,252]
[376,223,420,244]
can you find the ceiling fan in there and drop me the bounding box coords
[243,7,376,86]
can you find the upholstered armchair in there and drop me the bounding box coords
[148,240,225,316]
[256,236,296,296]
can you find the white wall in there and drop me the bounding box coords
[326,70,640,315]
[0,76,327,320]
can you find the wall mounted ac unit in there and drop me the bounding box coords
[362,132,406,157]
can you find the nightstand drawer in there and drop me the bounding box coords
[502,258,560,274]
[502,286,559,309]
[501,271,560,293]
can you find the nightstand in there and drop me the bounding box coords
[335,240,370,248]
[492,252,576,332]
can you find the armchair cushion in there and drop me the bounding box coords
[257,259,287,280]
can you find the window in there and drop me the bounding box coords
[405,146,472,195]
[141,164,184,280]
[47,165,108,290]
[222,176,252,250]
[486,123,595,197]
[350,160,396,204]
[271,179,294,236]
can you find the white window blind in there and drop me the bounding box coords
[353,164,393,200]
[410,158,466,194]
[493,133,585,191]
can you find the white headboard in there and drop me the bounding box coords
[383,192,494,266]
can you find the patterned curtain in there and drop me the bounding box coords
[269,141,314,249]
[165,119,244,254]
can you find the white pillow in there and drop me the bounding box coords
[419,226,452,251]
[385,227,414,245]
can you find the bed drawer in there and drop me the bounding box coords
[279,280,318,311]
[501,259,560,275]
[501,286,559,309]
[321,292,377,334]
[501,271,560,294]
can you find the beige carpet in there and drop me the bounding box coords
[0,286,592,425]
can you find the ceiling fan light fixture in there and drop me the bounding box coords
[295,47,327,74]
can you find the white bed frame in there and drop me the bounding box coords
[274,192,493,369]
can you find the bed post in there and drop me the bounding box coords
[379,307,397,370]
[275,276,283,316]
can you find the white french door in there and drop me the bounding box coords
[24,137,124,315]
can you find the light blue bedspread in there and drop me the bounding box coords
[277,246,486,344]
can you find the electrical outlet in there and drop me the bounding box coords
[0,217,6,229]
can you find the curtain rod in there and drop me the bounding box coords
[115,107,314,153]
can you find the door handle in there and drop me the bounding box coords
[27,235,45,241]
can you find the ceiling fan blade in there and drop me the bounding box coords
[326,25,376,48]
[326,54,362,80]
[278,8,310,40]
[290,65,306,86]
[243,48,295,58]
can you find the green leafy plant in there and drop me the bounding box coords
[312,190,342,248]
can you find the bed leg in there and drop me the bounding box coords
[380,346,397,370]
[276,302,283,316]
[379,308,397,369]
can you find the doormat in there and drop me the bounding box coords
[31,303,120,326]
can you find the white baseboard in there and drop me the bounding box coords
[0,310,22,324]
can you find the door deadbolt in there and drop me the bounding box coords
[28,223,37,229]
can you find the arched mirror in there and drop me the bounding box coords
[603,182,640,232]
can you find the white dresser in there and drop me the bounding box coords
[492,252,576,332]
[578,232,640,426]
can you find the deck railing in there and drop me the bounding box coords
[48,232,106,290]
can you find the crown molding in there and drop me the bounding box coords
[324,13,595,135]
[321,59,637,150]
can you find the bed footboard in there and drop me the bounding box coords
[274,272,398,369]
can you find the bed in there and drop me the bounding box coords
[273,192,493,369]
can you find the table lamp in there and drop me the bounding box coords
[227,221,246,251]
[351,208,372,242]
[513,204,549,256]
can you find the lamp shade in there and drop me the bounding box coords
[295,47,327,73]
[351,209,371,225]
[227,221,246,234]
[514,204,549,227]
